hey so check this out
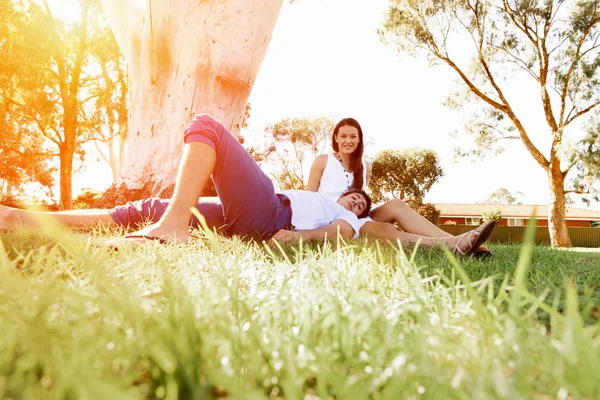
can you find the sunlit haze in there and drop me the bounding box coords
[51,0,597,209]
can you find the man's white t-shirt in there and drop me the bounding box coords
[316,153,373,233]
[278,190,360,239]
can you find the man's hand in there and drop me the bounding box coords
[269,229,305,245]
[269,219,356,248]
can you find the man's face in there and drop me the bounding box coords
[337,192,368,217]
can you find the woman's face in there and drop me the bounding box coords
[335,125,360,155]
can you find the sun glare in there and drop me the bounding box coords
[130,0,149,12]
[42,0,81,23]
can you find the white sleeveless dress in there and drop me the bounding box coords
[317,153,373,230]
[318,153,368,200]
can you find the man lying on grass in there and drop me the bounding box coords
[0,114,495,255]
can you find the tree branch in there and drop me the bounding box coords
[441,57,507,111]
[564,189,589,195]
[488,42,539,81]
[565,100,600,126]
[93,140,110,165]
[68,0,90,99]
[79,92,101,106]
[0,146,56,158]
[563,156,581,177]
[476,122,520,140]
[537,12,560,135]
[558,15,600,125]
[38,0,68,98]
[502,0,538,46]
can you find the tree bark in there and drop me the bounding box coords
[58,91,81,210]
[58,139,74,210]
[99,0,284,198]
[547,161,572,248]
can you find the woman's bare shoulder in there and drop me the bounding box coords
[313,154,329,166]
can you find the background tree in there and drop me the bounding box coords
[0,117,55,201]
[369,148,443,204]
[264,116,336,190]
[0,0,123,209]
[484,187,524,204]
[572,117,600,206]
[380,0,600,247]
[87,27,129,183]
[0,0,56,201]
[482,210,503,223]
[98,0,284,199]
[408,201,441,224]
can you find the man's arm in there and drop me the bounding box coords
[270,219,355,244]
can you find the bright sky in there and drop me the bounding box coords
[243,0,555,206]
[67,0,597,209]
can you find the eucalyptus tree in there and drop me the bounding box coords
[380,0,600,247]
[484,187,524,204]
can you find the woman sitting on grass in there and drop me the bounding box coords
[306,117,492,257]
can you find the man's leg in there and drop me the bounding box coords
[183,114,286,237]
[1,197,225,234]
[0,204,115,231]
[129,114,286,242]
[110,197,225,230]
[128,142,216,242]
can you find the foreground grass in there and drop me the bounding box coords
[0,226,599,399]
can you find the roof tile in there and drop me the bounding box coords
[433,203,600,219]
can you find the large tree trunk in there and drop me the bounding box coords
[547,162,572,248]
[99,0,284,198]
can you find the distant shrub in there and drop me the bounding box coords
[38,200,59,211]
[0,194,58,211]
[482,210,502,223]
[413,202,440,224]
[405,200,440,224]
[73,189,104,209]
[0,193,21,208]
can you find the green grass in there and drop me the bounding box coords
[1,224,599,399]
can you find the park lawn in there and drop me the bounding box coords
[0,225,599,399]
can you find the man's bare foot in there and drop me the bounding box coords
[127,222,191,243]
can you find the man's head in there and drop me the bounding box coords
[337,189,372,218]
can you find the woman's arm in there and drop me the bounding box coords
[306,154,328,192]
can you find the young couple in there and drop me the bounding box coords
[0,114,495,255]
